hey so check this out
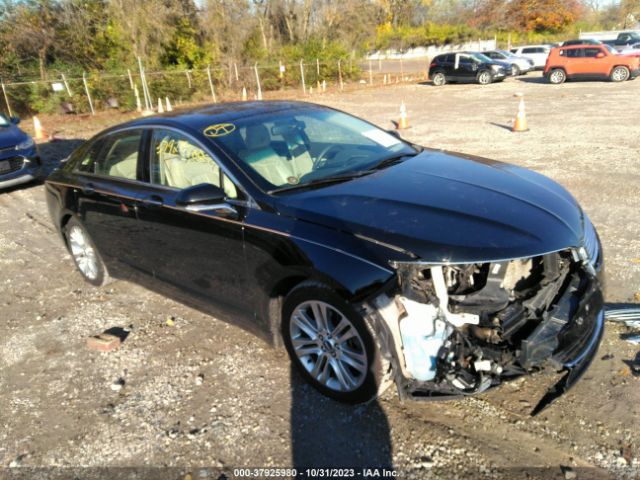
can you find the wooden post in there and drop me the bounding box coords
[207,65,217,103]
[338,59,344,91]
[82,72,95,115]
[186,70,192,89]
[1,81,13,117]
[369,60,373,85]
[299,60,306,94]
[254,63,262,100]
[316,58,320,81]
[127,69,134,90]
[234,62,239,82]
[61,73,72,96]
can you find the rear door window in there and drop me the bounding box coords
[583,48,602,58]
[75,130,142,180]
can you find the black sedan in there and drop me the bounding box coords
[46,101,604,413]
[0,114,41,189]
[429,52,513,86]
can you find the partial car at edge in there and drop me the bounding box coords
[45,101,605,414]
[0,114,42,189]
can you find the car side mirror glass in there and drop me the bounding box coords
[176,183,226,206]
[10,116,20,125]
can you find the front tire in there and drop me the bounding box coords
[282,282,386,404]
[65,217,111,287]
[610,66,630,82]
[477,70,493,85]
[511,64,521,76]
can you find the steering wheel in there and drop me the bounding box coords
[313,144,343,170]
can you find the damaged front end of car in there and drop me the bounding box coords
[367,219,605,415]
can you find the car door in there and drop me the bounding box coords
[454,54,479,82]
[582,47,610,77]
[132,126,250,310]
[560,47,583,76]
[73,129,148,272]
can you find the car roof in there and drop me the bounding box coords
[109,100,328,134]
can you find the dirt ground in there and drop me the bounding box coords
[1,72,639,479]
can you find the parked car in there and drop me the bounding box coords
[0,114,41,189]
[509,45,552,69]
[483,50,535,75]
[45,101,605,414]
[544,44,640,84]
[602,31,640,51]
[429,52,512,86]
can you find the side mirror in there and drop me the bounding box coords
[10,116,20,125]
[596,52,605,59]
[386,129,402,139]
[175,183,237,217]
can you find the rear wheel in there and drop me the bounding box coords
[432,71,446,86]
[477,70,493,85]
[65,217,110,287]
[610,66,630,82]
[282,281,387,404]
[511,64,521,76]
[548,68,566,84]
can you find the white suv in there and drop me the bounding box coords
[510,45,552,69]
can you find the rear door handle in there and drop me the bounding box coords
[140,195,164,208]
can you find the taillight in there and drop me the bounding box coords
[430,63,437,68]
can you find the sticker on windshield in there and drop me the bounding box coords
[204,123,236,138]
[362,129,401,148]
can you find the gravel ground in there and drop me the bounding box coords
[1,72,639,479]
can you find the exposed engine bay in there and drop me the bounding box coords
[371,249,604,414]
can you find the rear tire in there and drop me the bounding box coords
[610,66,630,82]
[548,68,566,84]
[282,281,388,404]
[432,72,446,86]
[65,217,111,287]
[477,70,493,85]
[511,64,521,76]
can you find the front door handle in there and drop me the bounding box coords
[140,195,164,208]
[82,182,96,195]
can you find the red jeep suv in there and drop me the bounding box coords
[544,44,640,84]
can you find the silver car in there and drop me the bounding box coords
[483,50,535,75]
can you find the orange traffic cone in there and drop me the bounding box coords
[33,116,47,141]
[513,98,529,132]
[397,101,409,129]
[242,87,247,101]
[157,98,164,113]
[165,97,172,112]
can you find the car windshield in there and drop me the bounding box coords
[210,108,417,192]
[471,52,492,63]
[496,50,513,58]
[0,114,10,127]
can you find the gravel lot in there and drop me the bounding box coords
[1,72,639,479]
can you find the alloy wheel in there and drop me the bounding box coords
[433,73,445,86]
[611,67,629,82]
[549,70,566,84]
[68,225,98,280]
[478,71,492,85]
[289,300,368,393]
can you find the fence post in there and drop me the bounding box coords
[186,70,192,89]
[254,63,262,100]
[1,81,13,117]
[207,65,217,103]
[338,59,344,91]
[234,62,239,82]
[61,73,72,97]
[82,72,95,115]
[316,58,320,80]
[127,69,134,90]
[299,60,306,94]
[137,57,151,111]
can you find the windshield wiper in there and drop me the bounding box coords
[369,151,418,170]
[270,170,374,194]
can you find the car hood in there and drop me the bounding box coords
[489,60,513,70]
[275,149,585,263]
[0,125,27,149]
